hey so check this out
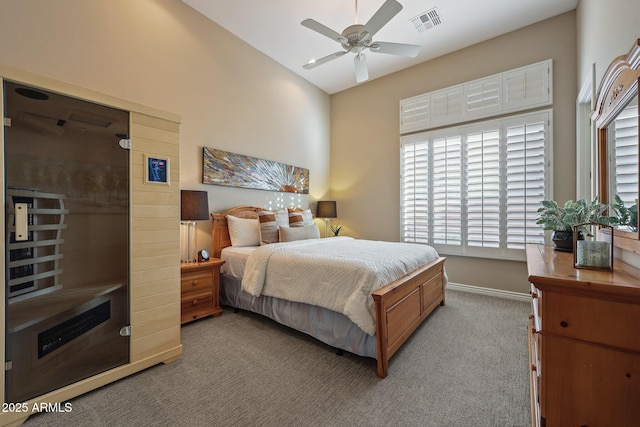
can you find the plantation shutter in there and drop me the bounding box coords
[432,133,462,246]
[503,61,551,112]
[505,113,548,249]
[400,110,551,260]
[611,101,639,206]
[401,137,430,243]
[431,86,464,127]
[464,75,502,120]
[400,94,430,133]
[467,127,501,248]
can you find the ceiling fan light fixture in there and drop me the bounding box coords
[354,53,369,83]
[302,0,412,82]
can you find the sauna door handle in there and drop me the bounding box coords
[15,202,28,241]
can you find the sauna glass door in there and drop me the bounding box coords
[3,81,130,402]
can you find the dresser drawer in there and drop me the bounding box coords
[181,271,212,294]
[528,318,541,427]
[544,291,640,352]
[530,283,542,333]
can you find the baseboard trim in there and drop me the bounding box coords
[447,282,530,302]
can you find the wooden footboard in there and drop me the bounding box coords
[372,256,446,378]
[212,205,446,379]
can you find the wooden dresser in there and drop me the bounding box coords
[180,259,225,324]
[526,244,640,427]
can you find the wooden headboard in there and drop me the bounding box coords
[210,205,305,259]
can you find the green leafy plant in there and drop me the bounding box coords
[536,197,615,232]
[330,224,343,236]
[609,194,639,232]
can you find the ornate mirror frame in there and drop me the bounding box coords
[592,39,640,252]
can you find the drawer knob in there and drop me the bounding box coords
[192,299,198,305]
[531,364,537,372]
[191,280,198,286]
[530,291,538,299]
[560,321,568,328]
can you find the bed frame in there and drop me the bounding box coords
[211,205,446,378]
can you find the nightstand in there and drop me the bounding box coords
[180,258,225,324]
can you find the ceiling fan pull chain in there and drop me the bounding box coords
[355,0,359,24]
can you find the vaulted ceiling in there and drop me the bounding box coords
[182,0,578,94]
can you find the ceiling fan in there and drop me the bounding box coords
[301,0,420,83]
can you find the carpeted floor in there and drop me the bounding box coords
[24,290,531,427]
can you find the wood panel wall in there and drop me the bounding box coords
[0,65,182,426]
[129,112,181,362]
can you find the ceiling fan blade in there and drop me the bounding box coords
[301,18,348,44]
[363,0,403,38]
[354,53,369,83]
[303,51,348,69]
[369,41,420,57]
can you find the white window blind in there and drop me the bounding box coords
[400,94,430,133]
[400,60,552,134]
[464,75,502,120]
[610,100,639,206]
[400,110,550,260]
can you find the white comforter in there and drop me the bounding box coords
[242,237,441,335]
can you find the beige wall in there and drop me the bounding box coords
[576,0,640,267]
[2,1,638,294]
[330,12,577,294]
[0,0,331,255]
[577,0,640,90]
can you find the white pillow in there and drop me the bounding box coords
[226,215,260,247]
[279,224,320,242]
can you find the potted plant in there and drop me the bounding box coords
[536,197,614,251]
[330,223,343,236]
[609,195,639,232]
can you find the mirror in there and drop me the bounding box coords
[593,39,640,245]
[606,96,638,232]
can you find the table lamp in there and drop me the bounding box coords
[316,200,337,238]
[181,190,209,263]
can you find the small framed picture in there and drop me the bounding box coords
[145,154,170,185]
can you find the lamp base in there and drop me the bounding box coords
[181,221,197,263]
[323,218,331,238]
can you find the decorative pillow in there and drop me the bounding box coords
[288,208,314,227]
[258,209,289,245]
[279,224,320,242]
[226,215,260,247]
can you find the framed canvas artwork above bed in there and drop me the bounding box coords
[202,148,309,194]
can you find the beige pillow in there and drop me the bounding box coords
[258,209,289,244]
[226,215,260,247]
[288,208,314,227]
[279,224,320,242]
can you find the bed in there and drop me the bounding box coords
[211,205,446,378]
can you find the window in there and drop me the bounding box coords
[401,110,551,260]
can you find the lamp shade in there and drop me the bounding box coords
[316,200,337,219]
[181,190,209,221]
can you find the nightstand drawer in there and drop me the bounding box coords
[182,290,213,307]
[180,259,224,324]
[181,272,212,294]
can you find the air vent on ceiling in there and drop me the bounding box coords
[410,8,442,33]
